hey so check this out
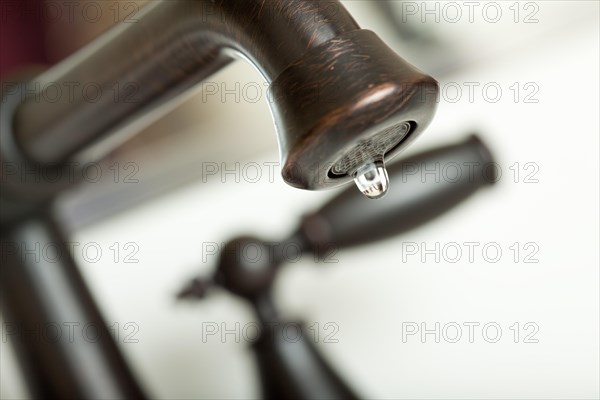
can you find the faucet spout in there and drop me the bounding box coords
[8,0,438,194]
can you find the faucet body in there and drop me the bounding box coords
[6,0,437,200]
[0,1,438,398]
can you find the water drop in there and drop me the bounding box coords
[353,162,389,199]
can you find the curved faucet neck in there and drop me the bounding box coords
[12,0,360,165]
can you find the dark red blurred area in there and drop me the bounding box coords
[0,0,49,78]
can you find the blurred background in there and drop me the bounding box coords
[1,1,598,398]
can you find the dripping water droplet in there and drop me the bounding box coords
[353,162,389,199]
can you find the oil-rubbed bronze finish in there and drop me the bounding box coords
[12,0,438,192]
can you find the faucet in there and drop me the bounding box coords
[0,0,439,398]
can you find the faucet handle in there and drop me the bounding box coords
[179,135,496,302]
[270,29,439,195]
